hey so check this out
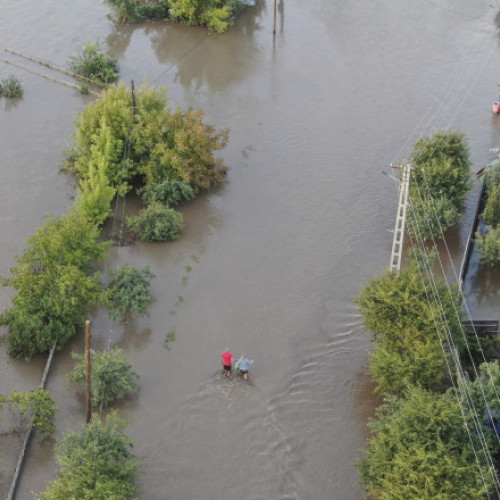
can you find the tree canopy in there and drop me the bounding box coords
[104,0,241,33]
[67,348,139,409]
[408,129,472,240]
[357,387,494,500]
[38,412,141,500]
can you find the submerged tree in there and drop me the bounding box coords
[104,0,240,33]
[1,388,56,436]
[106,264,155,322]
[38,411,141,500]
[67,348,139,408]
[356,265,464,395]
[0,211,107,359]
[71,82,228,237]
[408,129,472,240]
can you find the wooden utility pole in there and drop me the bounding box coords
[85,320,92,424]
[273,0,277,35]
[131,79,136,108]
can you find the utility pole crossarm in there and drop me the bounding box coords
[389,164,411,274]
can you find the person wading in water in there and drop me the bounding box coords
[235,355,254,380]
[221,348,233,378]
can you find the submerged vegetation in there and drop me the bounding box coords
[0,75,23,98]
[69,40,119,88]
[69,81,228,238]
[0,388,56,436]
[106,264,155,322]
[104,0,244,33]
[67,348,139,408]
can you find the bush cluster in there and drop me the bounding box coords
[69,40,119,88]
[70,82,228,241]
[104,0,243,33]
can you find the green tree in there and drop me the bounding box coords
[38,411,141,500]
[357,387,493,500]
[476,226,500,266]
[71,82,228,230]
[411,129,471,209]
[357,266,464,350]
[408,195,461,241]
[1,264,102,359]
[127,202,184,243]
[67,348,139,408]
[1,389,56,436]
[106,264,155,322]
[169,0,236,33]
[462,361,500,460]
[408,129,472,239]
[483,184,500,227]
[369,329,447,396]
[0,212,107,359]
[18,211,109,273]
[104,0,170,23]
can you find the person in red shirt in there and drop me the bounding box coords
[221,348,233,378]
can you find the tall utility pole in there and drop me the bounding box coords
[389,164,411,274]
[85,320,92,424]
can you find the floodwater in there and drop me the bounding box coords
[1,0,500,498]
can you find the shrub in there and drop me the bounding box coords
[1,75,23,98]
[127,202,184,242]
[106,264,155,322]
[69,40,119,88]
[67,348,139,408]
[138,178,194,206]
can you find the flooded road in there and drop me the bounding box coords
[1,0,500,498]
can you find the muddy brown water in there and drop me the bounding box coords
[2,0,500,498]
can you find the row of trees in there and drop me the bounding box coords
[104,0,245,33]
[1,81,226,496]
[355,131,500,498]
[356,264,500,499]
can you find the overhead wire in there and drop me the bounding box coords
[387,171,500,495]
[381,14,500,490]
